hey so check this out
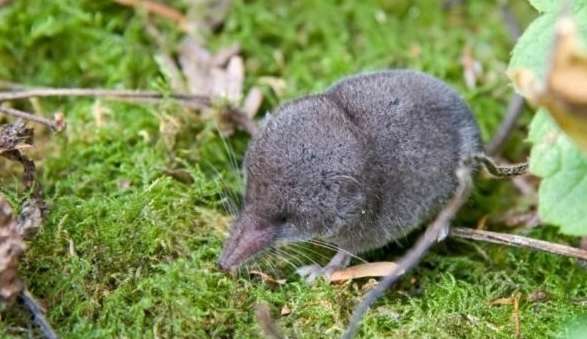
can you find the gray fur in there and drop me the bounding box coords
[218,70,482,270]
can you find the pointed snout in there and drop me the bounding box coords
[218,216,274,271]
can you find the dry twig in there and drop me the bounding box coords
[18,289,59,339]
[0,88,208,108]
[0,88,258,135]
[344,165,473,338]
[0,106,62,131]
[450,227,587,261]
[486,94,525,156]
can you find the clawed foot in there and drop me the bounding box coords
[296,264,340,283]
[296,250,351,283]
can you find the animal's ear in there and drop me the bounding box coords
[334,177,366,221]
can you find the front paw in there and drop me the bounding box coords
[296,264,339,283]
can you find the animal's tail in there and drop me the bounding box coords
[473,153,528,178]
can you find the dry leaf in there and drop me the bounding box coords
[280,305,291,316]
[242,87,264,119]
[179,38,214,96]
[53,112,66,132]
[221,56,244,104]
[212,43,241,67]
[509,15,587,151]
[329,262,400,282]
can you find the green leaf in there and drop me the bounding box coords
[528,111,587,235]
[528,0,555,12]
[509,1,587,83]
[509,1,587,235]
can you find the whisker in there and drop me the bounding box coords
[270,248,300,271]
[308,239,368,264]
[283,244,321,266]
[274,247,305,266]
[260,255,281,278]
[290,242,332,262]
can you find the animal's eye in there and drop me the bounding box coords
[275,214,288,224]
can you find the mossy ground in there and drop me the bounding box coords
[0,0,585,338]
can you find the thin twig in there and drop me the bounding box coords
[486,94,525,156]
[0,88,257,135]
[450,227,587,261]
[485,3,524,156]
[0,106,59,131]
[18,289,58,339]
[0,88,209,108]
[500,3,522,42]
[344,165,473,338]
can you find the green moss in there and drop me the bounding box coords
[0,0,585,338]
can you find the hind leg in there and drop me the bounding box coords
[296,250,351,283]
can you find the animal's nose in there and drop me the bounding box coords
[217,258,230,272]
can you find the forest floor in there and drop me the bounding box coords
[0,0,586,338]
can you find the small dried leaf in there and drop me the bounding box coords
[179,38,214,96]
[212,43,241,67]
[242,87,263,119]
[53,112,66,132]
[280,305,291,316]
[224,56,244,104]
[329,262,400,282]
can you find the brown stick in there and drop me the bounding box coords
[19,289,58,339]
[0,88,210,108]
[344,165,474,338]
[450,227,587,261]
[0,106,60,131]
[486,94,525,156]
[0,88,258,135]
[113,0,188,31]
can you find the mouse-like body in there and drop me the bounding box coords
[218,70,484,274]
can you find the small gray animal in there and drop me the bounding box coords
[218,70,524,277]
